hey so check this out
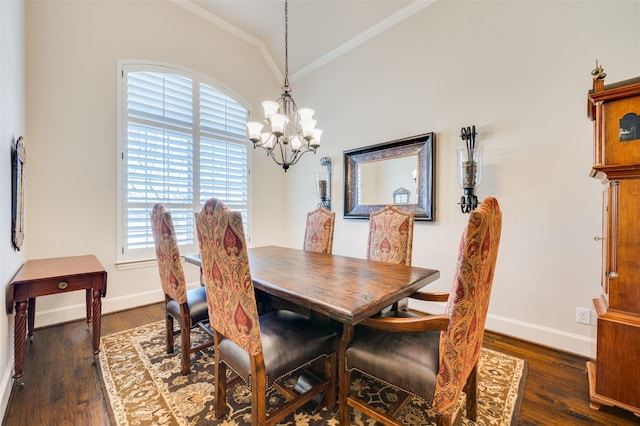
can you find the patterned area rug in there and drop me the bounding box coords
[98,321,527,425]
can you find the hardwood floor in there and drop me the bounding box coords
[2,302,639,425]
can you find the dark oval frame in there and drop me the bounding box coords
[343,132,435,221]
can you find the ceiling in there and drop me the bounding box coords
[178,0,434,82]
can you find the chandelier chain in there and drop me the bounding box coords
[284,0,289,88]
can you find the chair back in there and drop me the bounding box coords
[367,205,414,266]
[195,198,262,356]
[434,197,502,414]
[151,204,187,304]
[303,208,336,254]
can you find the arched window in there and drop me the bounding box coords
[117,62,249,263]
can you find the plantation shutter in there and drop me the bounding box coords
[121,66,248,260]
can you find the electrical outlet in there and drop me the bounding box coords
[576,307,591,325]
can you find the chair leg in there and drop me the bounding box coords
[436,412,452,426]
[339,367,351,425]
[179,306,191,375]
[165,295,174,354]
[214,355,227,418]
[464,364,478,421]
[165,316,174,354]
[325,353,336,410]
[250,353,268,426]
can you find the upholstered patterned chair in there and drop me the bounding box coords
[367,205,414,266]
[303,208,336,254]
[150,204,213,375]
[339,197,502,426]
[195,198,338,426]
[367,205,415,312]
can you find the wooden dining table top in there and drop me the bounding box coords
[185,245,440,326]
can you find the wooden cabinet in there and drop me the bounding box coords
[587,68,640,417]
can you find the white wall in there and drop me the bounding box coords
[285,0,640,357]
[0,0,27,417]
[23,0,286,325]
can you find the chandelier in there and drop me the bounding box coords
[246,0,322,172]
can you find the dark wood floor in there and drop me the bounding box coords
[2,302,639,425]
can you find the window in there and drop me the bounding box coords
[117,62,249,263]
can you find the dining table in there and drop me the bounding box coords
[185,245,440,401]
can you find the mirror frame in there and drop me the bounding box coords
[344,132,435,221]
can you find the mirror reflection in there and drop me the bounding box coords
[359,156,418,205]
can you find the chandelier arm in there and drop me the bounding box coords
[288,146,316,167]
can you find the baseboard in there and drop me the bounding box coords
[31,282,201,329]
[485,313,595,358]
[411,300,595,358]
[0,361,13,424]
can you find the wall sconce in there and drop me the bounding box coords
[316,157,331,210]
[457,125,481,213]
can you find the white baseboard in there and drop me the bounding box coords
[485,313,595,358]
[0,361,13,424]
[30,281,202,329]
[411,300,596,358]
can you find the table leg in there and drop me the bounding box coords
[91,289,102,355]
[85,289,92,326]
[338,324,354,426]
[27,298,35,341]
[13,301,27,381]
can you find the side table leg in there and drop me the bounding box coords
[14,301,27,383]
[91,289,102,356]
[85,289,92,329]
[27,298,35,342]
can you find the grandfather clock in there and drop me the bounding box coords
[586,62,640,417]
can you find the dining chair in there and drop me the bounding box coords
[303,207,336,254]
[150,204,213,375]
[339,197,502,426]
[367,204,415,311]
[195,198,338,426]
[367,204,414,266]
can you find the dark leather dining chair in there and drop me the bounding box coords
[303,207,336,254]
[339,197,502,426]
[367,204,415,311]
[195,198,338,426]
[150,204,213,375]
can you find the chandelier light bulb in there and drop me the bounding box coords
[291,136,303,152]
[262,133,275,150]
[247,122,264,143]
[301,119,317,140]
[262,101,280,119]
[298,108,315,121]
[311,129,323,148]
[269,114,289,137]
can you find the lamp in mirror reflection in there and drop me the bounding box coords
[246,0,322,172]
[316,157,331,210]
[457,125,481,213]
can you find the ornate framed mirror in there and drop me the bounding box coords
[344,132,435,220]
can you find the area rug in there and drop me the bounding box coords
[98,321,527,425]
